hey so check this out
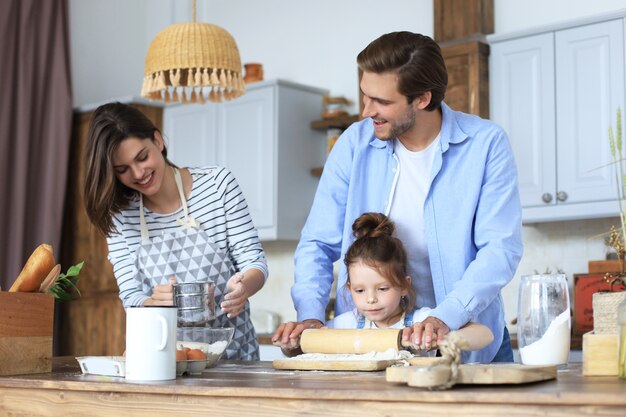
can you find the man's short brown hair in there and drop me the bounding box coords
[357,32,448,111]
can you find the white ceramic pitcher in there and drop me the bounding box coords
[125,306,177,381]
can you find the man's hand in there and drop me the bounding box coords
[271,319,324,356]
[401,316,450,351]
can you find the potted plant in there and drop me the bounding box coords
[594,108,626,335]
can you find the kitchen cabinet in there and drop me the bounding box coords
[489,15,625,223]
[164,79,328,240]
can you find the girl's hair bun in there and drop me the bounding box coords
[352,212,395,240]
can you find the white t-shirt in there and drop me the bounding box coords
[388,136,440,309]
[327,306,432,329]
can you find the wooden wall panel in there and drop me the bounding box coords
[441,40,490,118]
[434,0,494,42]
[59,103,163,356]
[58,293,126,356]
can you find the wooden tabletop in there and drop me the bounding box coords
[0,358,625,416]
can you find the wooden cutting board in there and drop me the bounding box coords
[386,363,557,388]
[273,358,398,371]
[272,354,445,372]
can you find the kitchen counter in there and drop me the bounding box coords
[0,358,625,416]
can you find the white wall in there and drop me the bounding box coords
[69,0,626,332]
[70,0,432,111]
[250,1,626,328]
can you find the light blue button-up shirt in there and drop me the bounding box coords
[292,102,523,363]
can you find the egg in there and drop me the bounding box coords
[187,348,207,360]
[176,349,188,361]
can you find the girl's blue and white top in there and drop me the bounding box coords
[327,306,431,329]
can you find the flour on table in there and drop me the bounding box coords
[289,348,412,361]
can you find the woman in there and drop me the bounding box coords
[83,102,268,360]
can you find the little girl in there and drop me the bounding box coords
[328,212,426,330]
[275,213,493,356]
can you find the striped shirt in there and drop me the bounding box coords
[107,166,269,307]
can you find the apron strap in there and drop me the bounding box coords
[139,194,149,241]
[356,313,366,329]
[173,167,200,230]
[403,309,416,327]
[138,167,199,242]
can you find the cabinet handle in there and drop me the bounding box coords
[557,191,568,202]
[542,193,553,203]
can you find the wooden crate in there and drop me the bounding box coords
[582,331,619,376]
[573,274,614,335]
[588,259,624,274]
[0,292,54,375]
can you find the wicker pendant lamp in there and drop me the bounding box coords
[141,0,244,104]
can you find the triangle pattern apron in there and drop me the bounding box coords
[134,168,259,360]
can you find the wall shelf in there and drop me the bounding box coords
[310,115,360,130]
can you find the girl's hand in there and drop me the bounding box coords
[402,317,450,351]
[221,272,248,318]
[144,276,176,306]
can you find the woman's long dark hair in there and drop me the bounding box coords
[83,102,173,236]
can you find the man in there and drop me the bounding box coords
[274,32,523,363]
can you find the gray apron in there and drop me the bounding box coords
[134,168,259,360]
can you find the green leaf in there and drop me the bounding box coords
[63,261,84,278]
[47,261,84,301]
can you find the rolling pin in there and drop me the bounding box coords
[285,326,486,354]
[300,328,403,354]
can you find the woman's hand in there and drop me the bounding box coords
[220,269,265,318]
[401,316,450,351]
[271,319,323,357]
[144,276,176,306]
[221,272,248,318]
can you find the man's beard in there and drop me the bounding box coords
[373,106,417,141]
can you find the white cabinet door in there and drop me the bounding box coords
[163,103,218,168]
[555,19,624,205]
[161,80,327,240]
[216,86,275,232]
[490,33,556,208]
[489,18,625,222]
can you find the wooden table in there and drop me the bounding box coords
[0,358,624,416]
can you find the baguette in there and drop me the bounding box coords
[9,244,56,292]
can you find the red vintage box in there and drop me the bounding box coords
[573,273,615,336]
